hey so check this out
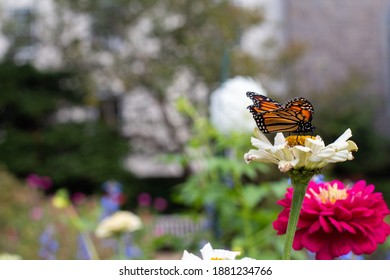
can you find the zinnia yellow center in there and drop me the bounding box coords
[309,183,348,204]
[286,135,316,147]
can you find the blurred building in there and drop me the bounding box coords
[280,0,390,131]
[283,0,389,94]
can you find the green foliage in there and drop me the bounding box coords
[0,61,81,125]
[0,168,40,258]
[0,62,130,192]
[0,168,121,259]
[0,168,89,259]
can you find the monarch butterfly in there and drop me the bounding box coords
[246,91,315,133]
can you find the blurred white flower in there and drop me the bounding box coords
[95,211,142,238]
[182,243,241,260]
[244,128,358,173]
[210,76,266,134]
[0,253,22,260]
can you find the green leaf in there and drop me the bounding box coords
[241,186,269,208]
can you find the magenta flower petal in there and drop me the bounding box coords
[329,236,351,257]
[303,209,320,215]
[319,210,334,216]
[351,207,373,217]
[340,221,356,234]
[292,230,304,250]
[316,249,333,260]
[308,221,321,234]
[299,231,324,252]
[319,216,333,233]
[328,217,343,232]
[349,222,369,236]
[273,180,390,259]
[333,206,352,220]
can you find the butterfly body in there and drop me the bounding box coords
[246,91,315,133]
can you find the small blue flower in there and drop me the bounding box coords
[100,180,124,219]
[338,252,364,260]
[39,226,59,260]
[312,174,325,184]
[76,235,90,260]
[123,234,142,259]
[100,196,120,218]
[102,180,123,194]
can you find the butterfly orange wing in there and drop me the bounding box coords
[282,97,314,122]
[248,94,315,133]
[252,110,301,133]
[246,91,281,113]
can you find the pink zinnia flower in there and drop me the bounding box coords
[273,180,390,259]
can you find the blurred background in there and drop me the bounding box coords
[1,0,390,260]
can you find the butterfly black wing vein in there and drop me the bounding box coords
[246,92,315,133]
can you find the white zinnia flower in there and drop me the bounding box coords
[95,211,142,238]
[244,128,358,173]
[210,76,265,134]
[182,243,241,260]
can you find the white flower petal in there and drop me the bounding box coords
[347,140,358,151]
[210,249,241,260]
[251,136,273,150]
[278,160,294,172]
[244,149,279,164]
[309,148,335,162]
[292,146,312,169]
[334,128,352,143]
[254,128,273,145]
[305,137,325,154]
[294,145,312,153]
[325,150,353,162]
[274,133,286,146]
[95,211,142,238]
[182,251,202,260]
[277,145,294,161]
[180,243,242,260]
[328,141,349,150]
[200,243,214,260]
[245,128,357,171]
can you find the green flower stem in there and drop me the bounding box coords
[116,234,126,260]
[80,232,99,260]
[66,205,99,260]
[282,169,317,260]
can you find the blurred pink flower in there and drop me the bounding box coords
[154,197,168,212]
[137,192,152,207]
[71,192,86,205]
[153,227,165,237]
[30,207,43,221]
[273,180,390,259]
[26,174,52,190]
